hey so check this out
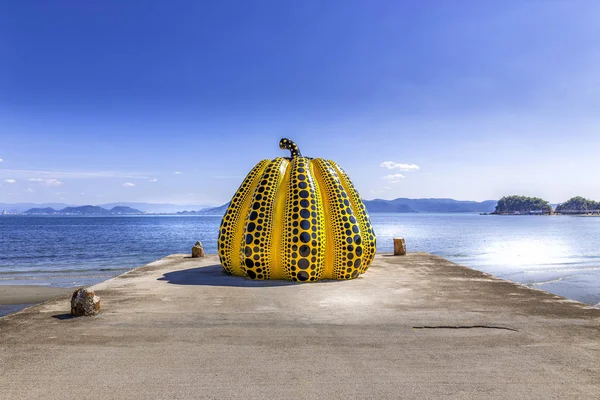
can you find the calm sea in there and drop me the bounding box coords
[1,214,599,306]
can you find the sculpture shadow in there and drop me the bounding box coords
[158,265,300,287]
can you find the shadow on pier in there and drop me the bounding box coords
[158,265,299,287]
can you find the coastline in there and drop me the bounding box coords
[2,248,599,319]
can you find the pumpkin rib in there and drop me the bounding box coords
[310,159,334,279]
[306,160,327,281]
[269,159,292,280]
[312,159,363,280]
[282,157,326,282]
[240,157,287,280]
[218,159,270,276]
[330,161,377,273]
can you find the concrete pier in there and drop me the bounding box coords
[1,253,599,399]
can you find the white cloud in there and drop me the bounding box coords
[174,171,182,175]
[4,178,16,183]
[122,182,136,187]
[149,178,158,182]
[26,188,35,193]
[28,178,63,186]
[383,174,405,183]
[380,161,420,171]
[0,158,3,163]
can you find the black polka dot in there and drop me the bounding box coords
[299,245,310,257]
[298,259,309,269]
[297,271,309,281]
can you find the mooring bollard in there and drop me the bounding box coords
[393,238,406,256]
[192,241,205,258]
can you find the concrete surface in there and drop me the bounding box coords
[0,253,599,399]
[0,285,72,305]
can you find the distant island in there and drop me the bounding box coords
[492,195,553,215]
[489,195,600,216]
[555,196,600,215]
[23,205,144,215]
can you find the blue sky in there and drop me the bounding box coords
[1,1,600,205]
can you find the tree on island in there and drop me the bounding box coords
[494,195,553,214]
[555,196,600,214]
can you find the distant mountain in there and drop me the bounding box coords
[109,206,144,214]
[364,198,497,213]
[2,202,216,214]
[22,205,144,215]
[99,202,212,213]
[176,203,231,216]
[10,198,498,216]
[187,198,497,217]
[0,203,72,213]
[22,207,59,214]
[197,203,230,215]
[60,206,112,215]
[361,200,417,213]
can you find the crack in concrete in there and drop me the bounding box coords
[412,325,518,332]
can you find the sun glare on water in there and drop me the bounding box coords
[482,239,571,269]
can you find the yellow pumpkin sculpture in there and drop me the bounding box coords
[218,138,376,282]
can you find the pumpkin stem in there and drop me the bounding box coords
[279,138,302,158]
